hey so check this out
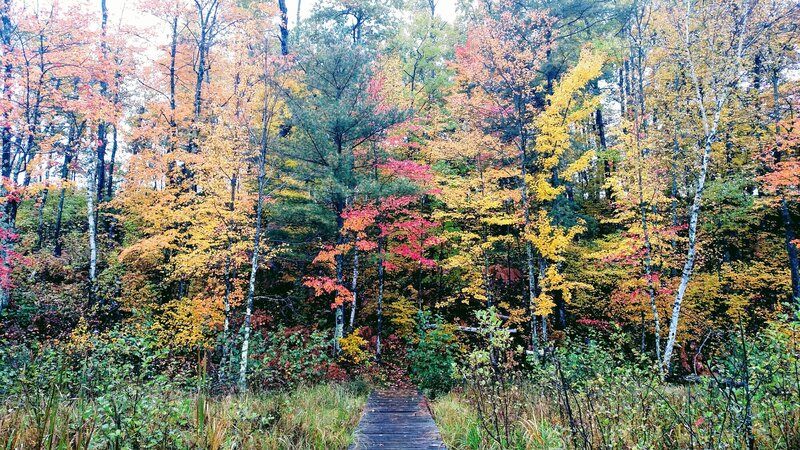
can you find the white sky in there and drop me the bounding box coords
[87,0,459,28]
[289,0,459,26]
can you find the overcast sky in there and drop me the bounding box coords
[289,0,459,26]
[86,0,460,28]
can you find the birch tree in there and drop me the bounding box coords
[661,0,763,369]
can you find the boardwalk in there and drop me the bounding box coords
[349,390,447,450]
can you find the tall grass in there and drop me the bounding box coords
[0,383,367,449]
[433,375,800,450]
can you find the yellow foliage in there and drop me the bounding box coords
[386,293,418,338]
[153,296,223,350]
[527,211,585,262]
[339,329,370,366]
[563,150,596,179]
[65,317,93,354]
[534,47,604,174]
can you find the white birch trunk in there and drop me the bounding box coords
[661,0,753,369]
[239,60,272,390]
[86,139,98,306]
[348,247,359,331]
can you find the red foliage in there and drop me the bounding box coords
[325,362,350,382]
[303,276,352,309]
[488,264,523,284]
[576,318,616,333]
[378,159,434,184]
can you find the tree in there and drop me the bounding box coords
[660,0,769,370]
[282,24,405,350]
[451,0,555,355]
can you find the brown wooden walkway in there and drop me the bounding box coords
[349,390,447,450]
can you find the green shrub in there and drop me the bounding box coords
[408,312,457,398]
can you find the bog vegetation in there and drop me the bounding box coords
[0,0,799,448]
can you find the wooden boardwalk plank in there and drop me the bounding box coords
[349,390,447,450]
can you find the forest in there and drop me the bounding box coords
[0,0,799,448]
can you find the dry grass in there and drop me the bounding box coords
[0,383,367,449]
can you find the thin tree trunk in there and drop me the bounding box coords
[54,121,82,257]
[106,121,118,199]
[376,232,385,362]
[333,205,345,352]
[662,0,751,369]
[220,173,236,382]
[519,133,539,357]
[539,256,548,344]
[239,59,272,390]
[278,0,289,56]
[781,199,799,304]
[190,0,218,153]
[35,188,48,251]
[86,133,99,308]
[348,245,359,332]
[670,74,681,277]
[0,0,14,312]
[629,23,663,362]
[53,184,68,257]
[636,124,662,363]
[169,15,178,152]
[95,0,109,202]
[221,253,232,380]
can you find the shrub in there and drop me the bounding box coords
[339,327,371,367]
[408,311,457,398]
[248,326,331,390]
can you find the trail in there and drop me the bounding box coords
[349,390,446,449]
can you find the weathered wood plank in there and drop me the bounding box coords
[349,390,447,450]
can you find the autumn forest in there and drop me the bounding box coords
[1,0,799,448]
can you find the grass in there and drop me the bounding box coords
[431,390,564,450]
[0,382,368,449]
[432,380,800,450]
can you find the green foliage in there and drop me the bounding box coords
[407,312,457,398]
[454,307,523,448]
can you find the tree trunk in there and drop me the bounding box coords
[53,185,68,257]
[295,0,301,39]
[376,232,385,362]
[239,62,271,391]
[278,0,289,56]
[629,30,663,362]
[221,253,233,381]
[169,15,178,152]
[519,135,539,357]
[106,125,118,240]
[35,188,48,251]
[636,128,662,363]
[220,173,236,382]
[780,199,799,304]
[348,245,359,332]
[86,132,99,308]
[190,0,218,153]
[96,0,109,202]
[662,126,717,370]
[96,122,107,202]
[539,256,548,344]
[333,203,345,352]
[0,0,14,311]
